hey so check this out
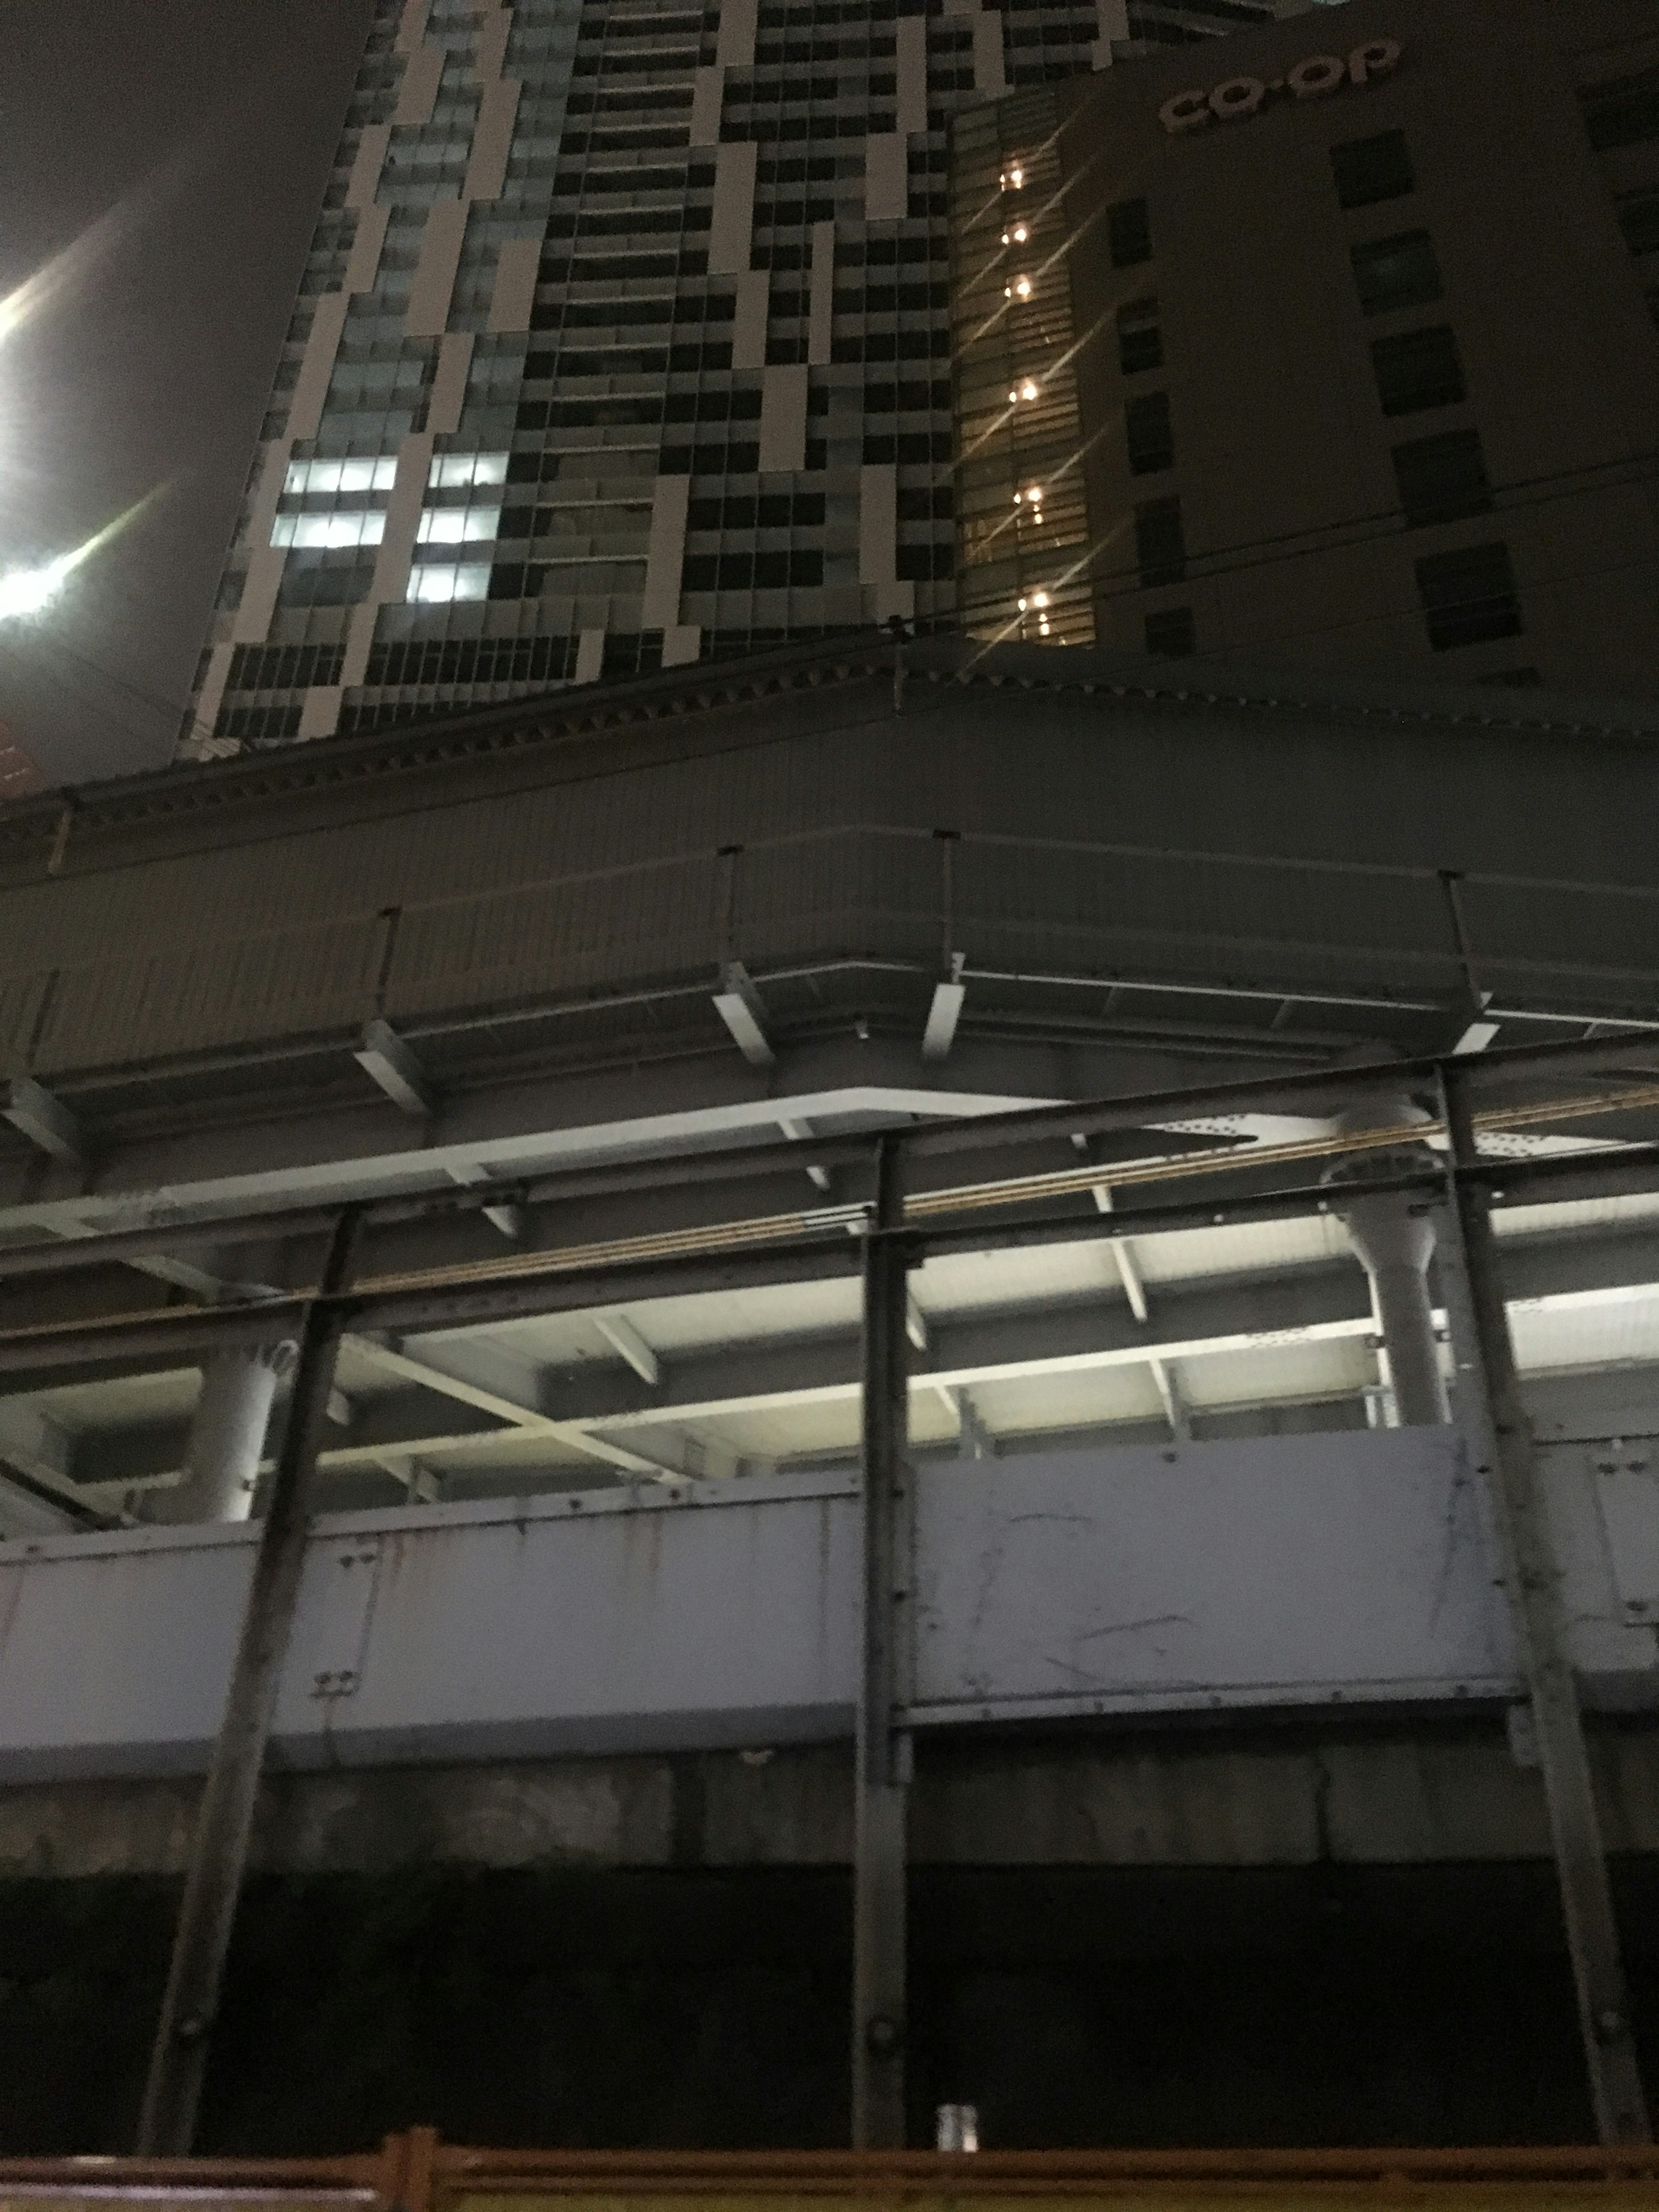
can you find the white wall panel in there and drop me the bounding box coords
[3,1433,1656,1785]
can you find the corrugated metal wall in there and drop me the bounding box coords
[3,661,1657,1080]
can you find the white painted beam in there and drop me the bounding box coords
[344,1334,678,1483]
[594,1311,661,1387]
[353,1020,434,1119]
[712,962,775,1067]
[778,1115,832,1191]
[923,960,967,1062]
[4,1078,85,1167]
[1148,1355,1191,1442]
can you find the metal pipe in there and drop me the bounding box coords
[1437,1065,1650,2146]
[1343,1191,1447,1426]
[134,1208,363,2156]
[1328,1093,1448,1429]
[852,1137,912,2149]
[159,1344,295,1524]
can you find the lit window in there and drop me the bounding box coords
[270,511,386,549]
[1004,274,1033,301]
[1017,588,1052,636]
[283,457,397,496]
[417,503,503,544]
[1009,378,1039,404]
[405,563,491,604]
[1001,222,1029,245]
[1001,163,1025,189]
[1014,485,1045,522]
[429,451,511,488]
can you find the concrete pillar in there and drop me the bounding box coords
[171,1344,294,1523]
[1328,1094,1448,1429]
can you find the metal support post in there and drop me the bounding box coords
[852,1136,912,2148]
[1437,1065,1650,2145]
[166,1342,295,1524]
[136,1210,362,2155]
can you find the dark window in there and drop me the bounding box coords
[1351,231,1442,315]
[1415,542,1522,650]
[1581,65,1659,151]
[1331,130,1414,210]
[1475,666,1543,687]
[1125,391,1173,474]
[1617,188,1659,256]
[1118,297,1162,375]
[1135,497,1185,587]
[1392,429,1492,527]
[1109,197,1152,267]
[1144,606,1195,657]
[1371,324,1465,414]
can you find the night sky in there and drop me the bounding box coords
[0,0,374,788]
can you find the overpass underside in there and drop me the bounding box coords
[4,642,1659,2150]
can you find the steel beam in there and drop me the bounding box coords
[135,1207,363,2156]
[853,1136,912,2148]
[353,1020,435,1120]
[1437,1064,1651,2147]
[4,1077,85,1167]
[713,962,775,1067]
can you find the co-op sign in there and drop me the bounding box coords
[1160,38,1401,133]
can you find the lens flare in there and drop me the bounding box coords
[0,496,155,626]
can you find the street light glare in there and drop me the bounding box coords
[0,550,76,621]
[0,496,156,626]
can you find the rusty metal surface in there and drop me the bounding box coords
[9,2139,1659,2206]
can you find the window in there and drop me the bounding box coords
[1475,666,1542,687]
[1351,231,1441,316]
[1125,391,1173,474]
[1331,130,1414,210]
[405,563,491,603]
[1117,297,1161,375]
[416,503,502,543]
[1415,542,1522,650]
[428,451,510,488]
[270,511,385,548]
[1135,497,1185,587]
[1371,325,1465,414]
[285,456,398,495]
[1109,197,1151,268]
[1392,430,1491,527]
[1581,65,1659,151]
[1617,188,1659,256]
[1144,606,1194,657]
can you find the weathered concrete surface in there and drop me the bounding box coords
[6,1727,1659,1882]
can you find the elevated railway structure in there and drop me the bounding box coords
[5,639,1659,2148]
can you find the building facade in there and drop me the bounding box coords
[180,0,1313,759]
[950,0,1659,691]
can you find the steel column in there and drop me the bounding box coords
[852,1136,912,2148]
[135,1210,362,2155]
[1437,1066,1650,2145]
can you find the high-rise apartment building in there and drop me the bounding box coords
[181,0,1297,758]
[950,0,1659,690]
